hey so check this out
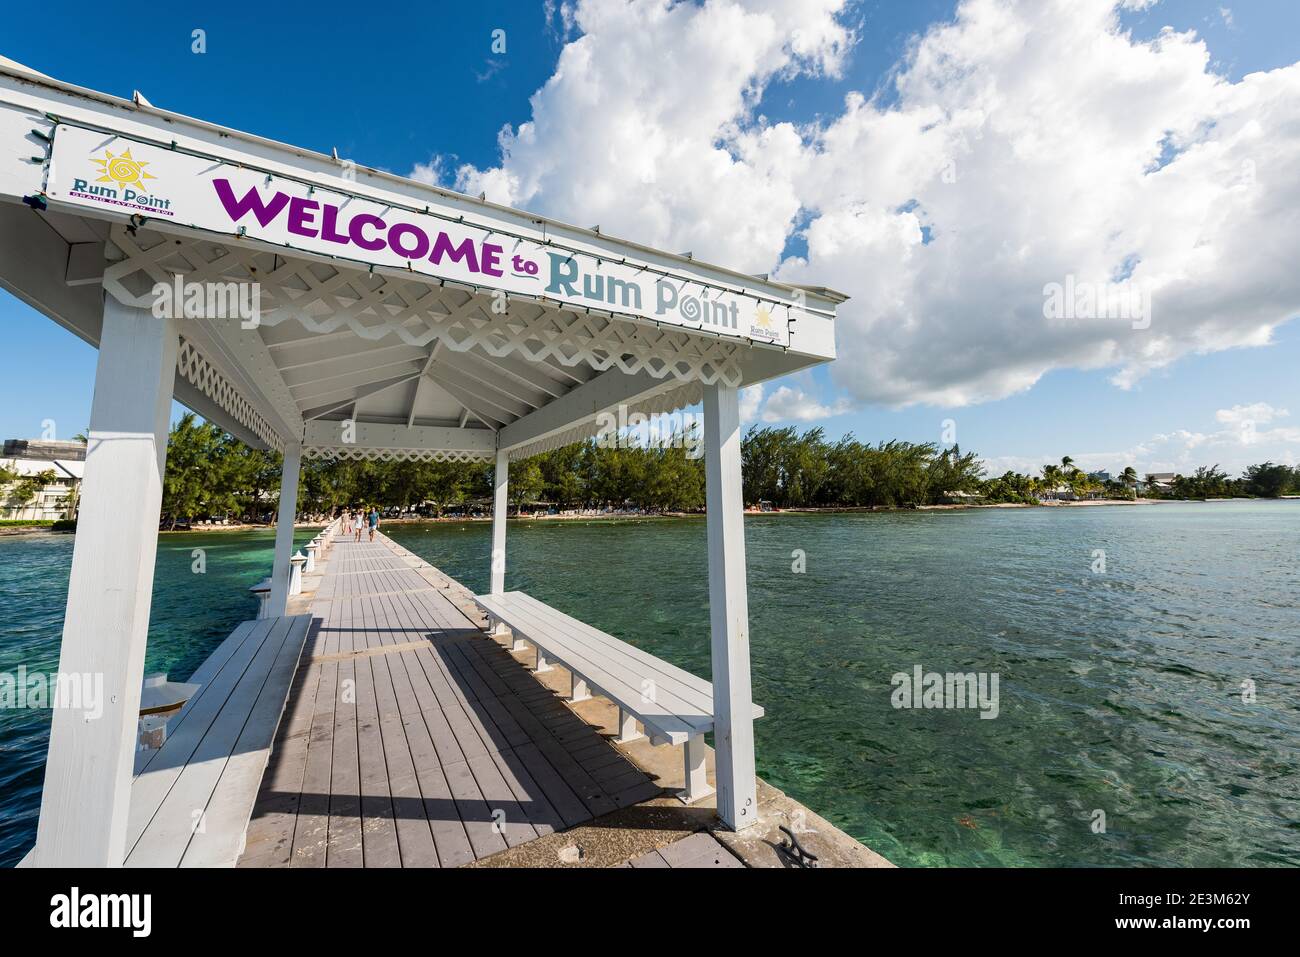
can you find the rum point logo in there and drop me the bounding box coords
[92,148,156,192]
[71,146,173,214]
[750,304,780,341]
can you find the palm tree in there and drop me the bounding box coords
[1041,464,1063,499]
[1068,469,1095,500]
[1120,466,1138,499]
[1061,455,1077,475]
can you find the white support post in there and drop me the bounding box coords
[250,579,271,619]
[490,446,508,596]
[570,671,590,702]
[268,441,302,617]
[32,297,178,867]
[616,707,643,743]
[534,646,552,674]
[681,734,714,804]
[491,615,528,652]
[703,382,758,829]
[289,551,306,596]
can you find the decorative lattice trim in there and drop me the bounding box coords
[104,227,745,389]
[177,338,285,451]
[302,446,491,464]
[301,382,700,463]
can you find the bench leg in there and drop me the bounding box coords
[569,671,591,703]
[489,617,513,645]
[678,734,714,805]
[491,618,528,652]
[615,707,643,743]
[534,647,553,674]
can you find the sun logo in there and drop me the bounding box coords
[754,305,774,330]
[92,148,156,192]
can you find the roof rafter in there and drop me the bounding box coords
[405,338,443,428]
[301,373,423,421]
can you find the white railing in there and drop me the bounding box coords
[251,516,341,618]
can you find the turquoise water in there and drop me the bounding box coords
[384,502,1300,867]
[0,527,318,866]
[1,504,1296,866]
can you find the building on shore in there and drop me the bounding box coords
[1136,471,1178,494]
[1040,483,1077,501]
[1,439,86,520]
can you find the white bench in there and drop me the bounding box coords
[123,614,313,866]
[16,614,313,868]
[474,591,763,804]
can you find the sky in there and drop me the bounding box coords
[2,0,1298,478]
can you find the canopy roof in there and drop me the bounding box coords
[0,60,843,461]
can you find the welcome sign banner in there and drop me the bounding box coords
[46,124,791,347]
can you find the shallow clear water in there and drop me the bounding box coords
[1,504,1296,867]
[0,527,318,866]
[385,502,1300,867]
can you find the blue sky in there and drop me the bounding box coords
[2,0,1298,477]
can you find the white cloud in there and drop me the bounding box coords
[1214,402,1288,426]
[408,157,449,187]
[453,0,1300,412]
[544,0,580,44]
[979,454,1056,477]
[739,383,765,423]
[782,0,1300,407]
[454,0,849,268]
[1130,418,1300,471]
[760,384,851,422]
[988,402,1300,477]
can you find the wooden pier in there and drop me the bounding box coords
[238,532,662,867]
[8,63,850,863]
[33,524,888,871]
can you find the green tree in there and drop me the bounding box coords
[1242,462,1295,498]
[507,459,545,509]
[4,468,57,518]
[161,414,235,527]
[1120,466,1138,498]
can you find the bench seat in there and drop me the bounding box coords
[474,591,762,803]
[123,614,313,867]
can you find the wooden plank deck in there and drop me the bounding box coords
[239,534,660,867]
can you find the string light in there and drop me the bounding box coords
[49,119,822,317]
[67,135,818,362]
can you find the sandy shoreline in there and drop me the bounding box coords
[1,496,1262,537]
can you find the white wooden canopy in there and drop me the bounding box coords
[0,57,843,863]
[0,58,842,464]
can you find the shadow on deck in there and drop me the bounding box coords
[238,536,661,868]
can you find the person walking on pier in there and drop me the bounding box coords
[354,508,364,542]
[367,506,379,542]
